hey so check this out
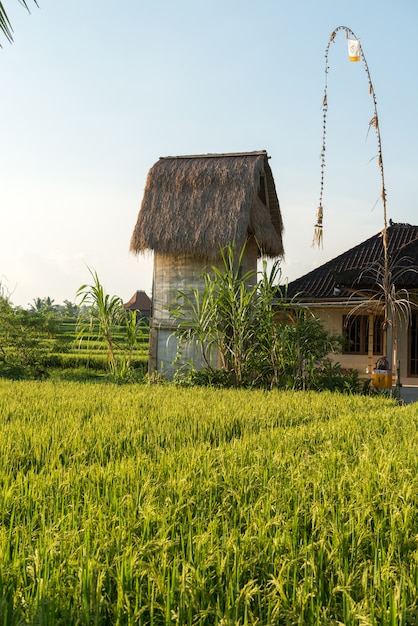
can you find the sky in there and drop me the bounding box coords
[1,0,417,308]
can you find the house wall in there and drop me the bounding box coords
[310,305,417,387]
[310,307,373,375]
[149,239,258,378]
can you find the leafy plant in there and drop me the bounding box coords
[171,244,342,389]
[210,244,259,385]
[311,359,362,393]
[171,273,220,374]
[76,268,125,375]
[76,268,146,381]
[172,244,259,387]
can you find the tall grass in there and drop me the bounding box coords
[0,381,417,624]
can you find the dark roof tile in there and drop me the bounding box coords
[287,223,418,300]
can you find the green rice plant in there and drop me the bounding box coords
[0,381,417,624]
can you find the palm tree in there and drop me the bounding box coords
[0,1,39,44]
[29,296,55,313]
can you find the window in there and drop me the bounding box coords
[343,314,383,355]
[409,313,418,376]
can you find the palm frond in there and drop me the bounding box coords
[0,1,39,45]
[345,255,418,329]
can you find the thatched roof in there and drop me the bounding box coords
[130,151,284,260]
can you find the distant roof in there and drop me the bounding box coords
[287,222,418,301]
[124,290,152,311]
[130,151,284,260]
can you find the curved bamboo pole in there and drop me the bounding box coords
[313,26,391,364]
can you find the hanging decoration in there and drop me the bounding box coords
[313,206,323,247]
[347,38,361,62]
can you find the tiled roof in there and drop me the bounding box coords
[287,223,418,300]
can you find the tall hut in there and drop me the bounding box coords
[130,151,284,377]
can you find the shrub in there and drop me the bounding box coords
[171,245,342,390]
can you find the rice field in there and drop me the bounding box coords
[0,380,417,625]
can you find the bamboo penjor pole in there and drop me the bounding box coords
[314,26,391,365]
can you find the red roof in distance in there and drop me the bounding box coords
[124,290,152,313]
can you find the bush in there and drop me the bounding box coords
[174,366,235,388]
[310,361,362,393]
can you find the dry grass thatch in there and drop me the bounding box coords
[130,151,284,261]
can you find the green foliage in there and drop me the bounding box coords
[0,285,149,381]
[0,382,417,624]
[0,0,39,45]
[311,359,362,393]
[172,274,220,373]
[212,245,259,386]
[76,268,125,374]
[172,244,342,390]
[254,302,343,390]
[29,296,56,314]
[0,296,62,379]
[174,364,235,388]
[76,268,148,381]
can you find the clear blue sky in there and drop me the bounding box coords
[1,0,417,307]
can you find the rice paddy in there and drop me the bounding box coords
[0,381,417,624]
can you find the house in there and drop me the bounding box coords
[286,222,418,387]
[124,290,152,318]
[130,150,284,377]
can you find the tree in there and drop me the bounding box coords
[345,255,418,373]
[29,296,56,313]
[0,294,56,378]
[0,1,39,44]
[62,300,79,318]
